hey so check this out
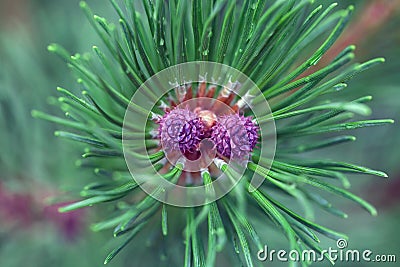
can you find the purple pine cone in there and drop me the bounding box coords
[211,114,259,159]
[158,108,205,154]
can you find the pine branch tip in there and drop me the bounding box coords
[31,110,39,118]
[47,44,57,52]
[343,183,351,189]
[58,206,68,213]
[79,1,87,9]
[347,5,355,12]
[371,209,378,216]
[32,0,394,262]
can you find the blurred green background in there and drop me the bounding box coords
[0,0,399,266]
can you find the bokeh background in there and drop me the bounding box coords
[0,0,399,266]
